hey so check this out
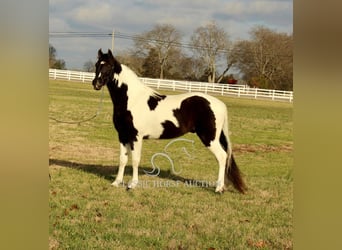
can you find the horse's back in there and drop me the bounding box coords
[165,92,226,109]
[132,91,227,140]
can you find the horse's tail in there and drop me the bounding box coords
[221,111,247,194]
[226,153,247,193]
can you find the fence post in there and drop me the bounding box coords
[53,69,57,79]
[272,89,275,100]
[254,88,258,99]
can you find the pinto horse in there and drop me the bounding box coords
[92,49,246,193]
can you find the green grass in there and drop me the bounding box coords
[49,80,293,249]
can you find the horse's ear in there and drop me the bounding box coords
[108,49,113,58]
[98,49,103,58]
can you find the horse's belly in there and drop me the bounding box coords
[135,112,180,139]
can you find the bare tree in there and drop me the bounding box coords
[133,24,182,79]
[233,26,293,90]
[83,60,95,72]
[116,49,145,76]
[190,21,230,83]
[216,45,239,83]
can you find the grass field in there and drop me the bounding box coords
[49,80,293,249]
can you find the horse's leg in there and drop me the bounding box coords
[207,140,227,193]
[127,137,143,189]
[112,143,130,187]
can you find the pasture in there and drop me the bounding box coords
[49,79,293,249]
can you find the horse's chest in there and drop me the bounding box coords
[113,109,138,144]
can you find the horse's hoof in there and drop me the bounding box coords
[111,181,122,187]
[127,180,138,189]
[215,186,225,193]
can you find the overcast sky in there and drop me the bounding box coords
[49,0,293,70]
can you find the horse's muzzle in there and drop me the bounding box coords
[92,79,103,90]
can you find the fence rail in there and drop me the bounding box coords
[49,69,293,102]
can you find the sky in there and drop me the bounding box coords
[49,0,293,70]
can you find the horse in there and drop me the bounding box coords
[92,49,247,193]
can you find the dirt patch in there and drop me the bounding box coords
[234,143,293,153]
[49,142,118,162]
[49,236,59,250]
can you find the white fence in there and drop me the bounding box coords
[49,68,293,102]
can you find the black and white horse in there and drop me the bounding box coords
[92,49,246,193]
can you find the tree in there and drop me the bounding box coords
[190,21,230,83]
[49,44,66,69]
[83,60,95,72]
[49,44,57,67]
[181,56,207,81]
[166,55,203,81]
[133,24,182,79]
[232,26,293,90]
[142,48,160,78]
[216,42,240,83]
[116,49,145,76]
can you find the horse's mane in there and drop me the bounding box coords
[117,64,161,98]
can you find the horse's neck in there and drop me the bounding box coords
[122,65,154,99]
[107,65,155,110]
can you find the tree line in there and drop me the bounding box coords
[49,44,66,70]
[50,22,292,90]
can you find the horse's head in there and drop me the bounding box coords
[92,49,121,90]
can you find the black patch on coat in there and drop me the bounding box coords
[147,94,166,110]
[219,131,228,151]
[159,121,186,139]
[107,79,138,150]
[159,96,216,147]
[112,58,122,74]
